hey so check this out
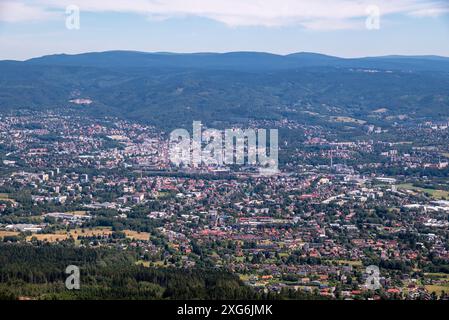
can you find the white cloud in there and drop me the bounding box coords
[1,0,448,29]
[408,7,449,17]
[0,1,58,22]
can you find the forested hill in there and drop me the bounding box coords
[1,51,449,129]
[0,244,322,300]
[25,51,449,72]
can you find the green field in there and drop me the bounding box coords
[397,183,449,200]
[425,284,449,295]
[0,193,16,203]
[333,260,363,267]
[424,273,449,295]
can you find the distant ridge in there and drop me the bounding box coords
[1,50,449,129]
[22,51,449,72]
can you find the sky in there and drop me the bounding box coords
[0,0,449,60]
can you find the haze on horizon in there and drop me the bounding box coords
[0,0,449,60]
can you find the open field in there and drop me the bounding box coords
[65,211,89,216]
[0,193,17,204]
[333,260,363,267]
[124,230,150,241]
[424,272,449,295]
[136,260,166,268]
[25,227,113,243]
[0,231,20,238]
[23,228,151,243]
[136,260,150,267]
[64,227,113,238]
[425,284,449,296]
[397,183,449,200]
[27,234,69,242]
[331,117,366,125]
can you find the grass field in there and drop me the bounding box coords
[65,211,89,216]
[124,230,150,241]
[24,228,152,243]
[238,274,252,281]
[136,260,150,267]
[333,260,363,267]
[331,117,367,125]
[65,227,113,238]
[25,227,113,243]
[0,231,20,238]
[0,193,17,204]
[424,273,449,295]
[397,183,449,200]
[27,234,69,242]
[5,226,148,243]
[136,260,166,268]
[235,256,245,263]
[425,284,449,295]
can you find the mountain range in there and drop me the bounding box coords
[1,51,449,129]
[23,51,449,72]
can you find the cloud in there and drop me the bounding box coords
[1,0,448,29]
[408,7,449,17]
[0,1,58,22]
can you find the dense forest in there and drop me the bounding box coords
[1,52,449,131]
[0,244,324,300]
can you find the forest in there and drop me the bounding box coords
[0,244,324,300]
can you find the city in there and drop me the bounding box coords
[1,0,449,312]
[1,110,448,300]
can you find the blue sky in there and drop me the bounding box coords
[0,0,449,60]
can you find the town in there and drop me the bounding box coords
[1,110,449,300]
